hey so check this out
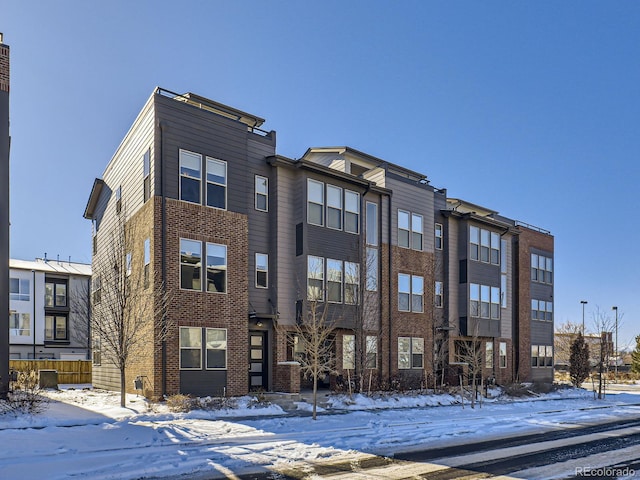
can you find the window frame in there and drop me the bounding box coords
[205,328,227,370]
[205,242,227,294]
[143,149,151,203]
[435,223,443,250]
[45,314,68,342]
[255,253,268,289]
[45,279,67,308]
[326,258,343,303]
[344,189,360,234]
[398,210,410,248]
[179,326,202,370]
[326,185,343,230]
[366,201,378,246]
[499,342,507,368]
[411,213,423,251]
[180,238,202,291]
[435,281,443,308]
[143,238,151,288]
[398,336,424,369]
[344,261,359,305]
[342,334,355,370]
[486,341,494,368]
[205,156,227,210]
[9,312,31,337]
[255,175,268,212]
[307,179,325,227]
[366,335,377,369]
[179,149,202,204]
[307,255,324,301]
[9,277,30,302]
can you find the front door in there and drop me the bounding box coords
[249,331,268,391]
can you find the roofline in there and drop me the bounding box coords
[83,178,105,220]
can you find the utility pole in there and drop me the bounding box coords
[580,300,588,335]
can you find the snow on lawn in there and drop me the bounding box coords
[0,384,639,480]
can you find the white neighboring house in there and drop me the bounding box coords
[9,257,91,360]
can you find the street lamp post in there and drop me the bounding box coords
[580,300,588,334]
[612,306,618,383]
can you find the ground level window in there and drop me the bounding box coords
[206,328,227,369]
[180,327,202,369]
[398,336,424,369]
[343,334,355,369]
[499,342,507,368]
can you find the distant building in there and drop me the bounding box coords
[0,33,10,397]
[9,258,91,360]
[85,88,555,399]
[555,332,614,368]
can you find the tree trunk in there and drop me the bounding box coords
[120,367,127,407]
[312,374,318,420]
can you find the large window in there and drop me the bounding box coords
[9,313,30,336]
[206,157,227,210]
[470,226,479,261]
[398,337,424,369]
[45,315,67,341]
[327,259,343,303]
[471,226,500,265]
[398,274,423,313]
[532,299,553,321]
[343,334,355,369]
[531,345,553,368]
[180,150,202,204]
[344,190,360,234]
[398,210,410,248]
[255,175,268,212]
[45,280,67,307]
[206,243,227,293]
[9,277,29,301]
[256,253,268,288]
[144,238,150,288]
[486,341,494,368]
[206,328,227,369]
[92,275,102,305]
[344,262,359,305]
[470,283,500,319]
[180,326,202,369]
[307,179,324,226]
[307,255,324,301]
[327,185,343,230]
[180,239,202,291]
[531,253,553,284]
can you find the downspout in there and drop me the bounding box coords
[159,120,167,397]
[387,193,393,384]
[32,270,36,359]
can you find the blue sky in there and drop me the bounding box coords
[4,1,639,346]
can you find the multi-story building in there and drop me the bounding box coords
[84,88,554,399]
[1,33,11,397]
[9,257,91,360]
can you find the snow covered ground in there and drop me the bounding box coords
[1,384,639,479]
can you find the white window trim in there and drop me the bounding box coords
[256,253,268,289]
[344,189,360,234]
[205,242,227,294]
[307,179,325,227]
[205,327,228,370]
[179,238,202,292]
[205,156,227,210]
[326,185,343,231]
[435,223,443,250]
[179,326,202,370]
[255,175,268,212]
[179,149,202,205]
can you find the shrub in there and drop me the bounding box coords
[166,393,195,413]
[0,370,48,415]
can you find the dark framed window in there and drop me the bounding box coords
[143,149,151,203]
[45,279,67,307]
[45,314,68,341]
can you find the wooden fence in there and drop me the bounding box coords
[9,360,92,385]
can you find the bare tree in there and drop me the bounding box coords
[83,209,173,407]
[286,297,337,420]
[591,306,615,400]
[455,322,484,408]
[554,320,584,368]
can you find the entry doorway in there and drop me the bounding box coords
[249,331,268,391]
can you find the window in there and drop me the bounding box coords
[180,327,202,369]
[470,283,500,319]
[366,202,378,246]
[180,150,202,204]
[206,243,227,293]
[531,345,553,368]
[435,223,443,250]
[531,345,539,367]
[412,214,423,251]
[307,179,324,226]
[398,273,410,311]
[327,259,343,303]
[45,315,67,341]
[344,190,359,234]
[45,280,67,307]
[366,336,377,369]
[366,247,378,292]
[435,281,443,308]
[398,337,424,369]
[546,345,554,367]
[256,253,268,288]
[344,262,359,304]
[343,334,355,369]
[499,342,507,368]
[532,253,553,284]
[307,255,324,301]
[480,229,490,262]
[144,238,151,288]
[399,274,423,313]
[92,338,101,365]
[92,219,98,256]
[327,185,343,230]
[206,328,227,369]
[398,210,410,248]
[92,275,102,305]
[490,232,500,265]
[143,149,151,203]
[501,239,507,308]
[125,252,132,277]
[532,299,553,321]
[9,313,30,336]
[255,175,268,211]
[115,185,122,214]
[180,239,201,291]
[470,226,479,261]
[486,341,494,368]
[9,277,29,301]
[206,157,227,209]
